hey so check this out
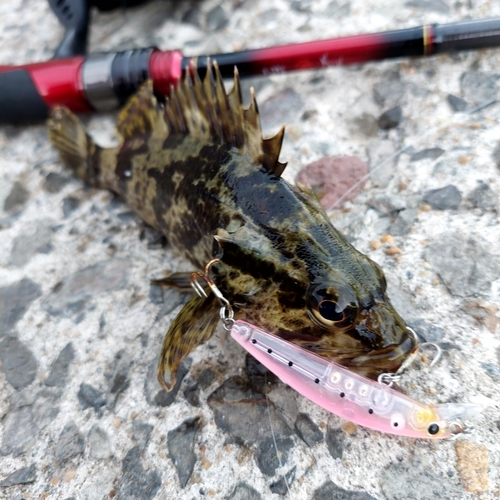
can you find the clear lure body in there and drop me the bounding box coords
[231,320,483,439]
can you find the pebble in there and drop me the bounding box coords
[366,140,398,188]
[167,417,200,488]
[0,406,37,456]
[43,258,130,317]
[227,482,262,500]
[10,222,54,267]
[370,239,381,250]
[423,233,500,297]
[62,196,80,217]
[0,464,36,487]
[455,441,489,492]
[0,278,41,336]
[378,106,403,130]
[461,300,498,334]
[269,467,296,495]
[132,420,153,452]
[116,447,161,500]
[207,376,293,445]
[312,480,376,500]
[294,413,323,447]
[206,5,229,31]
[0,336,37,389]
[447,94,467,112]
[64,469,76,482]
[77,383,106,414]
[385,246,402,256]
[88,424,111,460]
[422,185,461,210]
[390,208,417,236]
[255,436,294,476]
[55,421,85,461]
[350,112,378,138]
[325,427,344,460]
[366,194,407,218]
[143,357,191,407]
[106,349,132,409]
[295,156,369,210]
[379,455,462,499]
[43,172,70,193]
[373,70,404,108]
[460,71,498,106]
[260,88,304,129]
[3,181,29,212]
[45,342,74,387]
[410,148,444,162]
[467,183,498,211]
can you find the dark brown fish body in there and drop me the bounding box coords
[49,64,416,389]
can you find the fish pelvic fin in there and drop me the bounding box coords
[165,61,287,177]
[48,106,117,189]
[157,293,219,391]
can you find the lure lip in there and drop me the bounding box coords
[230,319,482,439]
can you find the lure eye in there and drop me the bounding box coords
[427,423,440,436]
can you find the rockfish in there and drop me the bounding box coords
[48,63,416,390]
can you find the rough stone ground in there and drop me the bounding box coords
[1,0,500,499]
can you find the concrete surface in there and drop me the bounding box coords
[1,0,500,499]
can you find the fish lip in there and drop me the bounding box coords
[347,334,417,375]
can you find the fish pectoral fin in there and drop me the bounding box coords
[157,293,219,391]
[151,271,197,291]
[116,80,168,146]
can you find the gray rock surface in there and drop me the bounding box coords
[0,278,41,336]
[116,447,161,500]
[55,421,85,461]
[88,424,111,459]
[0,336,37,389]
[423,233,500,297]
[422,185,462,210]
[0,464,36,487]
[313,480,377,500]
[460,71,498,106]
[0,406,37,456]
[132,420,153,451]
[294,412,323,447]
[44,342,74,387]
[167,417,200,488]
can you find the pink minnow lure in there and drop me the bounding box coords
[231,320,483,439]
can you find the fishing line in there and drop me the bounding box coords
[265,371,292,499]
[325,96,499,214]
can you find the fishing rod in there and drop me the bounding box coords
[2,17,500,125]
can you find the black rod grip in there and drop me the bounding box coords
[0,70,50,125]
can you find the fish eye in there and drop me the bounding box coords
[308,285,359,329]
[318,300,344,322]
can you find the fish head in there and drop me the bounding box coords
[298,253,417,379]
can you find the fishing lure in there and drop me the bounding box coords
[231,319,483,439]
[49,61,417,392]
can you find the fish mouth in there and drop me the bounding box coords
[344,335,417,379]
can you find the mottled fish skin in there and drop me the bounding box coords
[48,63,416,388]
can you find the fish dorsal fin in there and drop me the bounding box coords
[116,80,168,144]
[165,61,288,177]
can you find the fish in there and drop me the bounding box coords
[48,61,417,392]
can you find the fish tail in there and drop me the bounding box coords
[48,106,116,189]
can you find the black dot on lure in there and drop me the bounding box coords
[428,423,440,435]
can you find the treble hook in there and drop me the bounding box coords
[378,327,443,386]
